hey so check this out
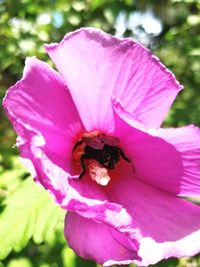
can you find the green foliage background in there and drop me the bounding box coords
[0,0,200,266]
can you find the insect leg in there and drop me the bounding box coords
[119,148,131,163]
[72,140,83,152]
[78,155,86,179]
[119,148,136,173]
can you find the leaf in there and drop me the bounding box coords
[0,156,27,193]
[7,257,32,267]
[62,246,97,267]
[0,178,65,260]
[62,246,76,267]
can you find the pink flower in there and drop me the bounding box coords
[3,28,200,266]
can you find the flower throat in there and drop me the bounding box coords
[72,131,131,185]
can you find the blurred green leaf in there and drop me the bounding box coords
[0,178,65,260]
[0,156,27,193]
[7,257,32,267]
[62,246,76,267]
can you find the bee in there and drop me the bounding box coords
[72,131,131,180]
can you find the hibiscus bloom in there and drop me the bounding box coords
[3,28,200,266]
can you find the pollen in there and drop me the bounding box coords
[88,160,111,186]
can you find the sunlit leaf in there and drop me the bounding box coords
[7,258,32,267]
[0,178,65,259]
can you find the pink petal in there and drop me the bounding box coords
[113,107,200,197]
[23,143,140,239]
[157,126,200,196]
[3,62,139,239]
[3,57,83,173]
[65,212,140,266]
[105,167,200,266]
[46,27,182,130]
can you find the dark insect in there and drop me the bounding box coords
[72,131,131,179]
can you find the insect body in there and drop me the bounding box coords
[72,131,131,179]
